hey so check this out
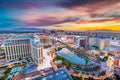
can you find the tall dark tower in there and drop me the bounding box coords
[42,29,46,34]
[86,30,90,50]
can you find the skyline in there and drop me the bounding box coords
[0,0,120,31]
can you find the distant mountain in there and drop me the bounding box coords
[13,28,42,31]
[91,29,120,33]
[0,28,43,33]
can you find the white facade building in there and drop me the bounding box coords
[4,36,44,66]
[31,40,44,65]
[89,37,98,46]
[89,36,110,50]
[97,38,105,50]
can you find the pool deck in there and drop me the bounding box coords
[7,67,22,79]
[11,48,56,80]
[37,49,52,70]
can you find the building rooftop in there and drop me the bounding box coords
[4,36,43,45]
[5,40,11,43]
[32,68,73,80]
[5,36,35,42]
[35,42,42,45]
[90,36,111,39]
[12,36,35,39]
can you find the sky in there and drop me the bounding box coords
[0,0,120,31]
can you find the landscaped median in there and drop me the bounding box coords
[71,71,114,80]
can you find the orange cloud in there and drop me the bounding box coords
[45,19,120,31]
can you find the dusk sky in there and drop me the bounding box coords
[0,0,120,31]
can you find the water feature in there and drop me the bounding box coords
[11,67,22,73]
[7,67,22,79]
[56,48,92,65]
[7,74,14,79]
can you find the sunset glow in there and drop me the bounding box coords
[0,0,120,31]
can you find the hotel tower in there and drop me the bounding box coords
[4,36,44,66]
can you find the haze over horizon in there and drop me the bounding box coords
[0,0,120,31]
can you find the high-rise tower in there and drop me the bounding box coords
[86,31,90,50]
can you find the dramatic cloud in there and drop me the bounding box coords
[0,18,27,30]
[0,0,56,9]
[56,0,119,8]
[0,0,120,31]
[26,16,79,26]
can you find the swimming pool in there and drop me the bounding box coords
[7,74,14,79]
[24,65,37,74]
[11,67,22,73]
[7,67,22,79]
[56,48,91,65]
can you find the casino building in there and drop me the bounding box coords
[4,36,44,66]
[89,36,110,50]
